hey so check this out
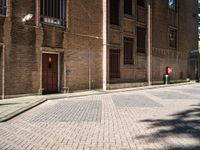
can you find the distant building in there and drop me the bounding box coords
[0,0,198,98]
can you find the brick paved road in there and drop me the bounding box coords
[0,84,200,150]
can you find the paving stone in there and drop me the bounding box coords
[112,95,161,107]
[177,88,200,95]
[0,85,200,149]
[150,91,198,100]
[30,100,102,123]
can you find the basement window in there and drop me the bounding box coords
[110,0,120,25]
[124,37,134,65]
[40,0,66,26]
[169,28,177,48]
[0,0,6,16]
[124,0,132,16]
[137,0,145,7]
[168,0,176,10]
[137,27,146,53]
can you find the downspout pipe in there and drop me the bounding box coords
[88,48,91,91]
[147,0,152,86]
[102,0,107,91]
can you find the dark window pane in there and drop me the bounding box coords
[124,37,133,64]
[137,0,145,7]
[110,49,120,78]
[40,0,66,26]
[169,29,177,48]
[124,0,132,15]
[137,27,146,53]
[0,1,2,14]
[0,0,6,15]
[110,0,119,25]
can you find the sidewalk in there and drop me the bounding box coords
[0,96,46,122]
[0,81,197,122]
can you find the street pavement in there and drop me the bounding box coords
[0,90,104,122]
[0,84,200,150]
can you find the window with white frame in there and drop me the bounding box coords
[0,0,6,16]
[40,0,66,26]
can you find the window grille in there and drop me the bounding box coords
[40,0,66,26]
[124,37,134,65]
[137,27,146,53]
[110,49,120,78]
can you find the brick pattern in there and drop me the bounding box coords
[0,85,200,149]
[0,0,103,96]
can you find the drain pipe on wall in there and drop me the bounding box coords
[0,43,5,100]
[102,0,107,91]
[88,48,91,91]
[147,0,152,86]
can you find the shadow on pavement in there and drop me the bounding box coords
[138,104,200,150]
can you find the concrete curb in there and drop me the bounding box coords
[47,82,198,100]
[104,82,197,94]
[0,98,47,122]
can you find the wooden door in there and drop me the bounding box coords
[42,53,58,94]
[109,49,120,79]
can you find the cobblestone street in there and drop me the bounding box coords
[0,84,200,150]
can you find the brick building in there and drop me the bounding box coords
[0,0,198,98]
[107,0,198,88]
